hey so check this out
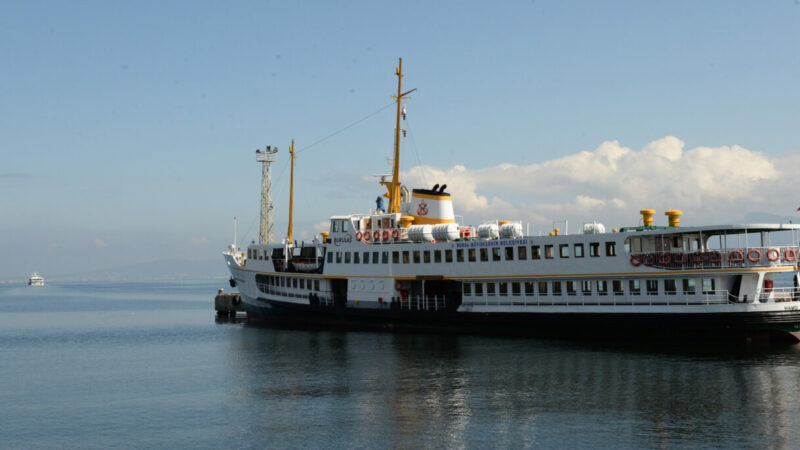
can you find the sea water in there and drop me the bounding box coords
[2,280,800,449]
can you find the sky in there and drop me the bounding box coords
[2,1,799,279]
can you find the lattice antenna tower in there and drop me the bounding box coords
[255,145,279,244]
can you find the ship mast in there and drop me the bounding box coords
[386,57,416,214]
[287,139,295,244]
[256,145,279,244]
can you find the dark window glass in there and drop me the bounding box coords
[480,248,488,262]
[531,246,541,259]
[545,245,554,259]
[492,248,501,261]
[589,243,600,257]
[456,249,464,262]
[392,251,399,264]
[505,247,514,260]
[445,250,453,263]
[518,246,527,260]
[469,249,477,262]
[605,242,617,256]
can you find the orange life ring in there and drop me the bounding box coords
[392,229,399,239]
[764,279,774,293]
[363,232,370,241]
[673,252,687,265]
[373,230,381,241]
[400,289,409,299]
[644,254,655,266]
[355,232,363,241]
[630,254,642,266]
[728,249,744,263]
[658,253,671,265]
[709,251,722,264]
[767,248,780,262]
[784,248,797,262]
[691,252,704,264]
[382,230,390,240]
[747,248,761,263]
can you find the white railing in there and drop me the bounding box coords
[462,290,742,307]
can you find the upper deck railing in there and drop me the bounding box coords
[629,246,798,270]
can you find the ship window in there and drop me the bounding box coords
[382,252,389,264]
[597,280,608,295]
[480,248,488,262]
[552,282,562,296]
[392,251,399,264]
[505,247,514,260]
[560,244,569,258]
[332,221,338,232]
[434,250,442,263]
[629,237,642,253]
[499,282,507,296]
[518,246,527,260]
[537,281,548,295]
[545,245,554,259]
[613,280,623,295]
[575,244,584,258]
[702,278,715,294]
[566,281,577,296]
[469,249,477,262]
[589,243,600,257]
[646,280,658,294]
[492,248,501,261]
[531,246,541,259]
[629,279,641,295]
[353,252,360,264]
[525,282,534,295]
[463,283,471,295]
[581,280,592,295]
[445,250,453,263]
[605,242,616,256]
[314,280,320,291]
[413,251,421,264]
[512,282,521,296]
[402,251,410,264]
[364,252,370,264]
[300,279,305,289]
[293,278,298,288]
[336,252,342,264]
[487,283,496,296]
[373,251,379,263]
[683,279,696,294]
[475,283,483,296]
[664,279,676,295]
[456,249,464,262]
[344,252,351,264]
[424,251,431,263]
[328,252,333,263]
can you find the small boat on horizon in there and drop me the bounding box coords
[28,273,45,287]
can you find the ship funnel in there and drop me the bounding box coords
[665,210,683,227]
[410,187,455,224]
[640,209,656,227]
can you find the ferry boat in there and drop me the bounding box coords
[224,59,800,342]
[28,273,44,287]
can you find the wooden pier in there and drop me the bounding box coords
[215,289,244,318]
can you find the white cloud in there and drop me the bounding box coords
[189,236,210,246]
[401,136,792,230]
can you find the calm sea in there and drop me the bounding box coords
[2,280,800,449]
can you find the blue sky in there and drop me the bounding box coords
[2,1,799,279]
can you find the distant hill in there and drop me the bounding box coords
[3,259,229,283]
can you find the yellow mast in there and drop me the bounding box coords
[287,139,295,243]
[385,57,415,214]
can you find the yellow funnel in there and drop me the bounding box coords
[640,209,656,227]
[665,210,683,227]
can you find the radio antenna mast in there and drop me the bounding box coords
[255,145,279,244]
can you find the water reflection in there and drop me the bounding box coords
[225,327,800,448]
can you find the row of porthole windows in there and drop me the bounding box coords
[462,278,716,296]
[327,242,618,265]
[255,274,320,291]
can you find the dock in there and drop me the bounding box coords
[215,289,244,318]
